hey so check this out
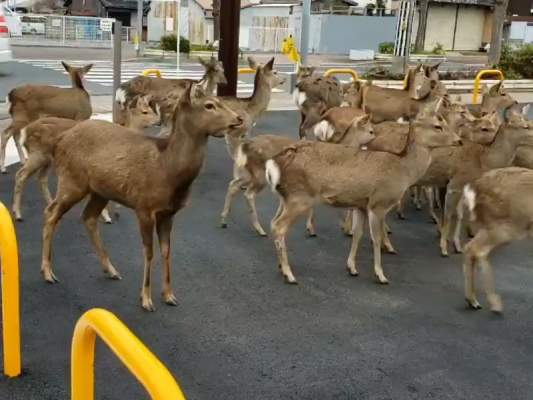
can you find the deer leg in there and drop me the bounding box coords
[271,197,312,284]
[100,207,113,224]
[156,212,177,306]
[137,211,156,312]
[440,189,460,257]
[13,133,26,165]
[220,176,244,228]
[82,194,121,280]
[243,186,267,236]
[0,127,13,174]
[305,208,316,237]
[37,162,53,205]
[298,111,307,139]
[347,208,365,276]
[424,186,441,226]
[396,192,406,220]
[412,186,422,210]
[381,218,396,254]
[12,153,47,221]
[368,208,389,284]
[463,240,481,310]
[453,196,465,253]
[41,182,86,283]
[342,210,353,236]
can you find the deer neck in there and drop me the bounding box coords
[401,132,433,184]
[199,73,217,95]
[247,73,272,119]
[482,127,520,169]
[163,116,210,183]
[71,73,87,93]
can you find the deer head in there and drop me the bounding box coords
[296,65,316,81]
[125,94,161,129]
[481,82,517,114]
[248,57,286,90]
[199,56,227,86]
[462,111,500,145]
[413,104,462,148]
[407,64,433,100]
[61,61,93,89]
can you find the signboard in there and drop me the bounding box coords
[100,18,114,32]
[430,0,496,6]
[166,17,174,32]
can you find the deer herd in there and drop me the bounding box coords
[1,56,532,315]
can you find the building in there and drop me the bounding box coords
[507,0,533,43]
[414,0,497,51]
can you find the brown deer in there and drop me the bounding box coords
[219,114,375,236]
[265,110,461,285]
[1,62,93,173]
[462,167,533,313]
[40,85,243,312]
[11,94,161,221]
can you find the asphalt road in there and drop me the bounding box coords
[1,111,533,399]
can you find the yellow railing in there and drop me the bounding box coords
[142,69,162,78]
[324,68,359,81]
[238,67,256,74]
[0,202,21,378]
[71,308,186,400]
[472,69,504,104]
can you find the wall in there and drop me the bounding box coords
[147,1,188,42]
[317,15,396,53]
[509,21,533,42]
[240,6,292,50]
[189,0,212,44]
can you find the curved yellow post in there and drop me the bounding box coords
[71,308,186,400]
[473,69,504,104]
[142,69,162,78]
[324,69,359,81]
[0,202,21,378]
[238,67,256,74]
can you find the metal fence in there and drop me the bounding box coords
[10,14,115,48]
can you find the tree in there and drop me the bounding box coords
[213,0,220,42]
[488,0,510,65]
[414,0,429,52]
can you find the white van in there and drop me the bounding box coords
[0,5,14,63]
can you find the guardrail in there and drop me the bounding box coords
[0,202,21,378]
[472,69,504,104]
[142,69,162,78]
[324,69,359,81]
[71,308,186,399]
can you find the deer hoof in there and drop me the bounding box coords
[375,275,389,285]
[108,272,122,280]
[220,220,228,229]
[164,294,178,306]
[43,271,59,284]
[141,299,156,312]
[306,230,317,238]
[465,298,482,310]
[283,275,298,285]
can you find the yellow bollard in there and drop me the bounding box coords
[0,202,21,378]
[238,67,256,74]
[142,69,162,78]
[324,68,359,81]
[71,308,186,400]
[472,69,504,104]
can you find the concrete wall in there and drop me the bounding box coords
[317,15,396,53]
[147,2,189,42]
[510,21,533,43]
[240,6,291,51]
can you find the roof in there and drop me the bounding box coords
[99,0,139,10]
[193,0,296,11]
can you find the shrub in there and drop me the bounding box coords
[432,42,445,55]
[160,34,190,53]
[498,43,533,79]
[378,41,394,54]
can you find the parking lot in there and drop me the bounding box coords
[1,110,533,399]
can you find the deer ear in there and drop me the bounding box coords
[248,57,258,70]
[198,57,208,67]
[265,57,275,71]
[431,61,442,71]
[80,64,93,75]
[455,94,462,102]
[61,61,71,72]
[489,81,503,95]
[480,84,489,96]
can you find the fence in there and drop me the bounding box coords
[244,26,293,52]
[10,14,115,48]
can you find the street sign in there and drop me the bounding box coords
[100,18,113,32]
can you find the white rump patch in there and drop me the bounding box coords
[463,185,476,219]
[265,159,280,192]
[236,144,247,168]
[293,88,306,107]
[115,88,127,106]
[313,120,335,141]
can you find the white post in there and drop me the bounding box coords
[176,0,181,74]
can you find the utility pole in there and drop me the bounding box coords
[176,0,181,73]
[112,20,122,123]
[488,0,510,65]
[136,0,143,57]
[414,0,428,53]
[300,0,311,66]
[213,0,220,41]
[218,0,240,96]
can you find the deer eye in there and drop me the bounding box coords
[434,125,443,131]
[205,102,216,110]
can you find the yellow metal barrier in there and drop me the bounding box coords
[142,69,162,78]
[238,67,256,74]
[472,69,504,104]
[71,308,186,400]
[324,69,359,81]
[0,202,21,378]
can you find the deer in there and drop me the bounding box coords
[219,113,375,236]
[1,62,93,174]
[439,108,533,257]
[40,84,244,312]
[471,81,517,117]
[462,166,533,313]
[265,107,461,285]
[11,94,161,222]
[115,57,227,135]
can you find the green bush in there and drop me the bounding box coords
[498,43,533,79]
[378,41,394,54]
[190,43,216,52]
[432,42,445,55]
[160,34,190,53]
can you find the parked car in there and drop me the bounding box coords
[21,15,46,35]
[0,5,14,63]
[1,3,21,36]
